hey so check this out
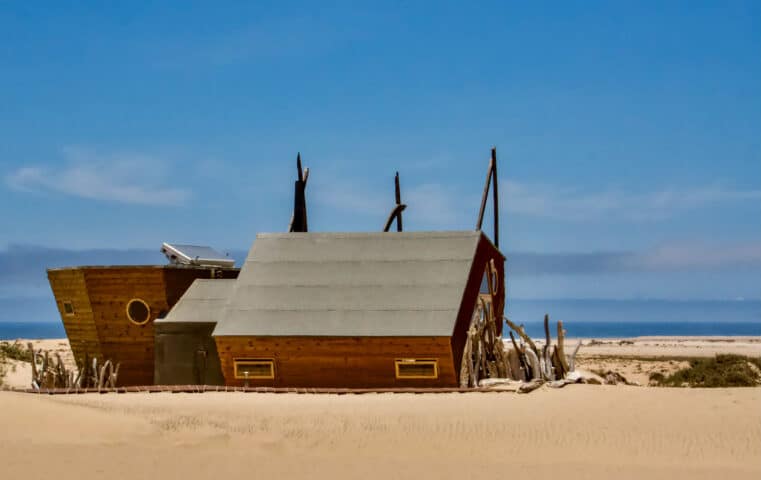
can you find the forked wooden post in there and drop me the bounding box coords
[383,171,406,232]
[394,171,403,232]
[290,152,309,232]
[491,147,499,248]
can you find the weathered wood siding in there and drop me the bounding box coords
[48,266,238,386]
[81,267,166,386]
[215,336,457,388]
[48,269,102,362]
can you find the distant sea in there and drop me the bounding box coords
[0,299,759,340]
[0,322,66,340]
[507,299,761,338]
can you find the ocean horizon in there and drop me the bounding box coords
[1,298,759,340]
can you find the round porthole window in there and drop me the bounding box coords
[126,298,151,325]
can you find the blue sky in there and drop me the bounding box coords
[1,1,760,314]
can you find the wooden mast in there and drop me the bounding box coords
[383,171,406,232]
[289,152,309,233]
[475,147,500,248]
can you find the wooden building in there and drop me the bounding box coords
[48,265,238,386]
[154,279,233,385]
[213,231,504,388]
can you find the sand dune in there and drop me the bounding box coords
[1,387,759,479]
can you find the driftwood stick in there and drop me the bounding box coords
[111,363,120,387]
[42,351,51,388]
[517,379,544,394]
[551,346,565,379]
[523,349,541,381]
[547,378,576,388]
[79,352,90,388]
[556,320,570,373]
[505,317,539,356]
[54,353,65,388]
[542,314,552,379]
[459,335,472,388]
[91,357,99,387]
[569,340,582,372]
[98,360,112,389]
[27,343,38,387]
[508,331,529,380]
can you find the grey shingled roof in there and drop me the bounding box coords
[157,279,235,324]
[212,231,483,337]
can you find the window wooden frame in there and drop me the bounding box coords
[234,358,275,380]
[62,301,75,316]
[395,359,439,379]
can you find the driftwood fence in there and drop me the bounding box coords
[27,343,120,390]
[458,255,583,391]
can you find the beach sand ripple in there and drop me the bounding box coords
[1,387,759,479]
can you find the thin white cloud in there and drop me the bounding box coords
[316,180,471,229]
[316,174,760,228]
[633,242,761,270]
[316,183,386,217]
[405,183,471,227]
[5,147,190,206]
[511,241,761,275]
[152,18,339,68]
[504,180,761,221]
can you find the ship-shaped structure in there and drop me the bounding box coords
[47,244,238,386]
[48,148,507,388]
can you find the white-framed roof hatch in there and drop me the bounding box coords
[161,243,235,268]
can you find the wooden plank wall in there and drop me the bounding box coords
[48,266,238,386]
[215,336,457,388]
[47,269,102,363]
[83,267,167,386]
[164,267,238,307]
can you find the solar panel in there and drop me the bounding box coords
[161,243,235,268]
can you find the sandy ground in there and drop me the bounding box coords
[2,337,761,478]
[544,336,761,386]
[1,387,759,480]
[573,336,761,357]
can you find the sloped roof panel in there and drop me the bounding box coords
[213,231,483,337]
[157,278,234,324]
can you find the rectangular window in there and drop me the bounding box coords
[395,359,438,379]
[234,359,275,379]
[63,301,75,315]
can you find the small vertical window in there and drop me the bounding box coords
[395,359,439,379]
[234,359,275,379]
[63,301,75,315]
